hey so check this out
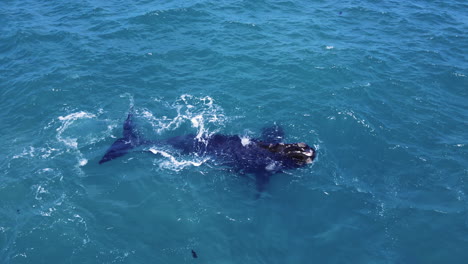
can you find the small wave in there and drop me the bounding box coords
[129,6,210,28]
[11,146,62,163]
[120,93,135,108]
[336,110,375,132]
[12,146,36,159]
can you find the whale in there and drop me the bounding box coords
[99,111,316,193]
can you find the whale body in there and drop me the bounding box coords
[99,111,316,193]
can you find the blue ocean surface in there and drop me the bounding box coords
[1,0,467,263]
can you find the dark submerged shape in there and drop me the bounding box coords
[99,111,316,193]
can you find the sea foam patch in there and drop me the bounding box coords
[56,111,97,167]
[149,147,208,171]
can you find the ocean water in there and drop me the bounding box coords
[1,0,467,263]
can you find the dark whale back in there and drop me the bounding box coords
[164,133,311,174]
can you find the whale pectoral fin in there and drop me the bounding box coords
[261,124,285,143]
[255,172,272,195]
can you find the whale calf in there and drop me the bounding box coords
[99,111,316,193]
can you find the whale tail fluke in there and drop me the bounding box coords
[123,108,138,141]
[99,109,140,164]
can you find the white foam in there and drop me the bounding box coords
[241,136,251,147]
[265,162,279,171]
[79,159,88,166]
[143,95,226,140]
[34,185,48,200]
[120,93,134,108]
[40,207,56,217]
[149,148,208,170]
[337,110,375,132]
[56,111,97,167]
[58,111,95,121]
[40,147,60,159]
[191,115,205,139]
[191,115,202,128]
[57,111,96,148]
[12,146,36,159]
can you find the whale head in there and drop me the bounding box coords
[258,142,316,167]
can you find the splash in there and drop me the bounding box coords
[57,111,96,148]
[240,136,251,147]
[138,95,227,171]
[142,95,226,138]
[149,147,209,171]
[56,111,96,167]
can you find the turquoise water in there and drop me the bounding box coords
[1,0,467,263]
